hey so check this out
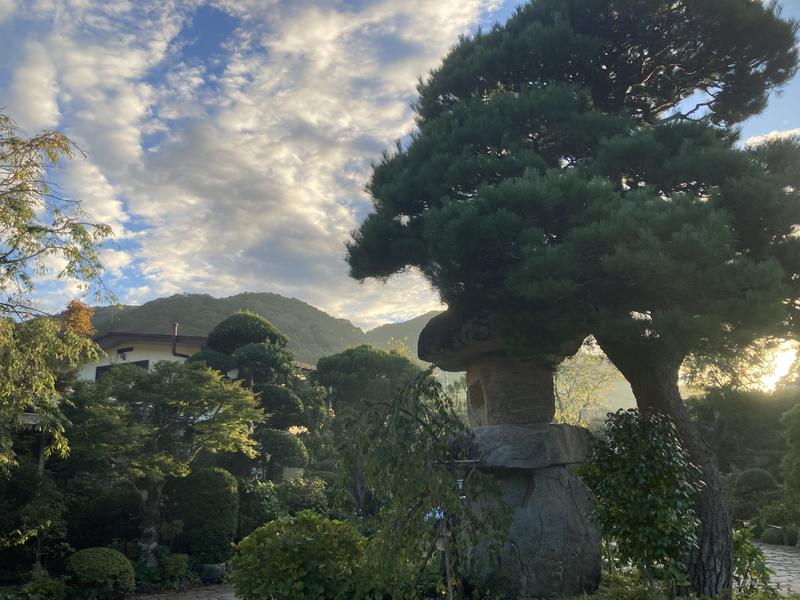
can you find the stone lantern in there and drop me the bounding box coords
[419,310,601,598]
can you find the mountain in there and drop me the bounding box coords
[364,310,442,351]
[92,292,367,364]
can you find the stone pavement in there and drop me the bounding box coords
[134,584,236,599]
[757,541,800,595]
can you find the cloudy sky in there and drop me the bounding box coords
[2,0,799,329]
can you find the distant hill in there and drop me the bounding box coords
[364,310,442,352]
[92,292,368,364]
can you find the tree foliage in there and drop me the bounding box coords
[554,339,620,426]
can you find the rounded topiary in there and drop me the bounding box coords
[231,510,365,600]
[188,348,236,373]
[258,384,305,429]
[207,311,288,355]
[735,469,778,495]
[260,429,309,468]
[760,527,785,545]
[174,468,239,564]
[279,477,329,516]
[65,547,135,599]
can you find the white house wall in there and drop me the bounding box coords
[79,340,205,382]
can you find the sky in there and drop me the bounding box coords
[1,0,799,330]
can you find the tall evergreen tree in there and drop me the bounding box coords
[346,2,799,595]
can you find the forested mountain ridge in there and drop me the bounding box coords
[91,292,440,364]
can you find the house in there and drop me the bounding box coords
[79,323,316,381]
[79,324,206,381]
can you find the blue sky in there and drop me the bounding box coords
[1,0,798,328]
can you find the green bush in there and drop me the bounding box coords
[135,546,192,592]
[257,384,304,429]
[207,311,288,355]
[736,469,779,495]
[758,500,798,527]
[238,480,285,539]
[579,409,702,587]
[174,468,239,564]
[230,510,365,600]
[760,527,785,545]
[279,477,329,516]
[260,429,309,470]
[1,566,68,600]
[65,547,135,600]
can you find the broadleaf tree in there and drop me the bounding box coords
[64,361,263,563]
[0,113,112,474]
[346,2,799,595]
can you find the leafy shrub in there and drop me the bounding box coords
[279,477,329,515]
[65,547,135,600]
[733,529,774,595]
[134,546,192,592]
[187,348,235,373]
[260,429,309,470]
[174,468,239,564]
[67,484,141,550]
[758,500,798,527]
[579,409,702,587]
[230,510,365,600]
[760,527,785,545]
[736,469,779,495]
[238,480,285,539]
[1,566,68,600]
[207,311,288,355]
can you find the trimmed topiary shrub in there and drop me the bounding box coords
[65,547,135,600]
[260,429,309,470]
[238,480,285,539]
[758,500,797,527]
[174,468,239,564]
[760,527,784,545]
[187,348,236,373]
[207,311,288,355]
[279,477,329,516]
[257,384,305,429]
[134,546,192,592]
[230,510,365,600]
[736,468,778,495]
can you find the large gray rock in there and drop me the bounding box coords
[471,424,592,469]
[468,466,601,598]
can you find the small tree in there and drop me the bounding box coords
[66,361,263,563]
[554,340,620,426]
[580,410,702,591]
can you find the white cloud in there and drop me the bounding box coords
[3,0,502,328]
[6,40,60,131]
[745,128,800,147]
[0,0,15,23]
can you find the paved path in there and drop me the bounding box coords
[134,584,236,599]
[756,541,800,594]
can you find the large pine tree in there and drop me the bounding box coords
[347,2,799,596]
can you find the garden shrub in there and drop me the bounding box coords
[760,527,785,545]
[257,384,304,429]
[134,546,192,592]
[174,468,239,564]
[733,529,774,595]
[230,510,365,600]
[206,311,287,355]
[260,428,309,469]
[1,566,68,600]
[67,484,141,550]
[238,480,285,539]
[758,500,798,527]
[579,409,702,588]
[65,547,135,600]
[736,469,779,495]
[279,476,329,515]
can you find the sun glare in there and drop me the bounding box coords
[760,342,798,392]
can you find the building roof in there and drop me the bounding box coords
[92,331,208,350]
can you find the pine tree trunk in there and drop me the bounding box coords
[595,336,732,598]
